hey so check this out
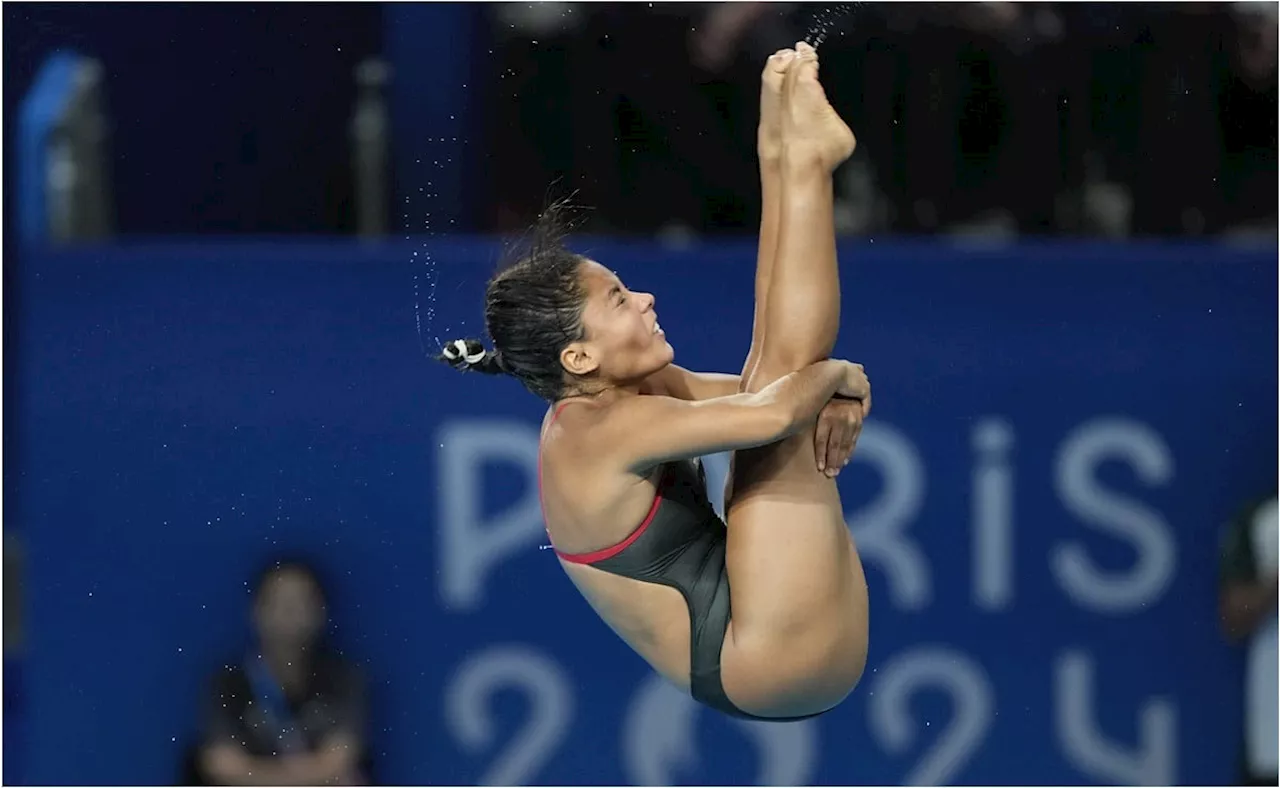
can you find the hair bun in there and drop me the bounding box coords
[442,338,487,366]
[439,338,506,375]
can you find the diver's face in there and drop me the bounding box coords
[562,260,673,385]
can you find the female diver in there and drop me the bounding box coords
[442,42,868,720]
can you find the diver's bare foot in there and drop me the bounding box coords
[782,41,856,172]
[758,48,794,164]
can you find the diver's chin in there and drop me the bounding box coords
[650,330,673,356]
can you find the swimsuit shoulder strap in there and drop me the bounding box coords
[548,400,576,427]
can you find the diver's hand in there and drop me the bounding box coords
[814,396,866,477]
[836,361,870,402]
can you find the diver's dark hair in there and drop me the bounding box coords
[439,199,588,401]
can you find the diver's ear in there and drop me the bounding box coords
[559,341,600,377]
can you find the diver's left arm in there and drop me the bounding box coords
[643,365,870,477]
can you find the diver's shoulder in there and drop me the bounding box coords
[545,393,666,456]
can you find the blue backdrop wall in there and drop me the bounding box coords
[9,238,1277,785]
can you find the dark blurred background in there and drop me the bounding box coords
[4,3,1277,786]
[5,2,1277,242]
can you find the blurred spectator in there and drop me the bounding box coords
[1219,2,1278,236]
[1219,492,1278,786]
[485,2,771,234]
[4,534,25,786]
[482,2,1277,239]
[871,3,1067,235]
[195,561,369,786]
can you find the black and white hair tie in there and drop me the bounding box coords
[443,339,487,367]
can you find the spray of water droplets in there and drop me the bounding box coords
[805,3,859,48]
[407,138,461,358]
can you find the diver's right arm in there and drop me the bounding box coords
[597,359,869,473]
